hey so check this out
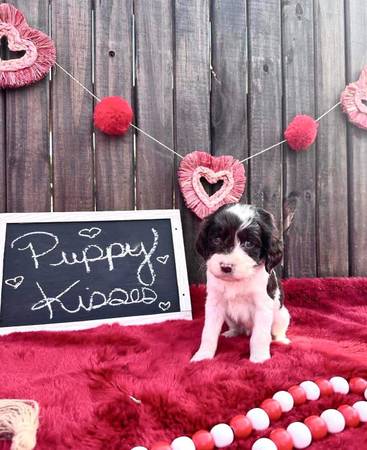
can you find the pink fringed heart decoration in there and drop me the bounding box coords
[178,151,246,219]
[0,3,56,88]
[340,65,367,129]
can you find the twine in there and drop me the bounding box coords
[0,400,39,450]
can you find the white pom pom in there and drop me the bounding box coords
[329,376,349,394]
[364,387,367,401]
[252,437,278,450]
[210,423,234,448]
[171,436,196,450]
[320,409,345,433]
[246,408,270,431]
[353,401,367,422]
[299,381,320,400]
[131,447,148,450]
[287,422,312,449]
[272,391,294,412]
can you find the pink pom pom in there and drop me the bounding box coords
[284,115,319,151]
[94,96,133,136]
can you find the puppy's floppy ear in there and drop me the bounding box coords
[257,208,283,272]
[195,217,212,260]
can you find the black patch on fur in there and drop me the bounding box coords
[267,270,284,307]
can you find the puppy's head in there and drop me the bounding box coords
[196,203,282,281]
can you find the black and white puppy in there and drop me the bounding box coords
[191,203,290,363]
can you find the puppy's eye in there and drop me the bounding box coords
[241,241,254,249]
[212,237,222,245]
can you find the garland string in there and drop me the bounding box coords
[54,62,341,164]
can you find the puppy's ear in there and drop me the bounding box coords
[196,217,211,260]
[257,208,283,272]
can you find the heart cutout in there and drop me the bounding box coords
[78,227,102,239]
[158,301,171,312]
[178,151,246,219]
[5,276,24,289]
[341,65,367,129]
[157,255,169,265]
[0,4,56,88]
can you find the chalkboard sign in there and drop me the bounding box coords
[0,210,191,333]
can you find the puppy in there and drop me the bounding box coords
[191,203,290,363]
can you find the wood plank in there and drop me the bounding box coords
[345,0,367,275]
[0,92,5,213]
[51,0,94,212]
[282,0,317,277]
[6,0,50,212]
[135,0,174,209]
[314,0,348,276]
[210,0,248,201]
[174,0,210,283]
[94,0,134,211]
[247,0,283,257]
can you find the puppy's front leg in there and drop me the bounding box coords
[249,303,273,363]
[191,302,225,362]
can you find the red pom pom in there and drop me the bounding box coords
[260,399,283,421]
[349,377,367,394]
[192,430,215,450]
[315,378,334,397]
[288,385,307,405]
[151,441,171,450]
[229,415,253,439]
[94,96,133,135]
[304,415,328,440]
[284,114,319,151]
[269,428,293,450]
[338,404,361,428]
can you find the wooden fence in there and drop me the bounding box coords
[0,0,366,283]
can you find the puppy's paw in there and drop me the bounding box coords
[273,336,291,345]
[222,329,240,338]
[190,350,214,362]
[249,353,271,364]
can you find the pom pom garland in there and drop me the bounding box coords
[93,96,133,136]
[288,385,307,405]
[349,377,367,394]
[138,377,367,450]
[272,391,294,412]
[284,115,319,151]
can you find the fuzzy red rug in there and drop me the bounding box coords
[0,278,367,450]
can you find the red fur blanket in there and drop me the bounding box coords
[0,278,366,449]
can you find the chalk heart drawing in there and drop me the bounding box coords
[159,301,171,312]
[157,255,169,265]
[78,227,102,239]
[5,276,24,290]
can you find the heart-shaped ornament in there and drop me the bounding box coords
[178,151,246,219]
[0,4,56,88]
[341,65,367,129]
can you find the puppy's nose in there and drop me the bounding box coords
[220,263,233,274]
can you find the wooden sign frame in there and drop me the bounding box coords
[0,209,192,334]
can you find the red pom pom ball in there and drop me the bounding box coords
[94,96,133,136]
[284,114,319,151]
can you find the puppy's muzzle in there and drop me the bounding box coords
[220,262,233,274]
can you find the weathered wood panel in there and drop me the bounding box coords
[0,92,5,213]
[51,0,94,212]
[6,0,50,212]
[282,0,317,277]
[94,0,134,211]
[247,0,283,242]
[135,0,174,209]
[174,0,210,283]
[345,0,367,275]
[210,0,248,203]
[314,0,349,276]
